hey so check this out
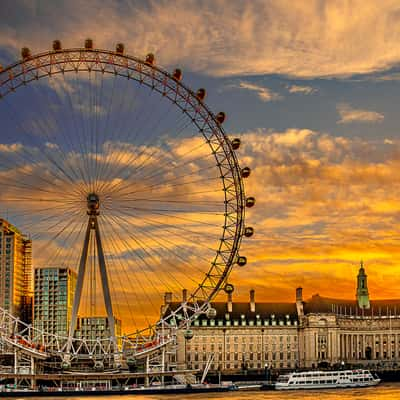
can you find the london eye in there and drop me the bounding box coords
[0,40,254,370]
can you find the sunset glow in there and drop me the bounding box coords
[2,0,400,331]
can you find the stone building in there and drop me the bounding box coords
[162,263,400,372]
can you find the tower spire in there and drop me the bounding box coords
[356,260,370,309]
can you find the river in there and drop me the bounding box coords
[7,382,400,400]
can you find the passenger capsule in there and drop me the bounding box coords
[206,307,217,319]
[116,43,125,55]
[127,358,136,366]
[224,283,234,294]
[145,53,155,65]
[246,197,256,208]
[196,88,206,101]
[94,361,104,371]
[216,112,226,124]
[244,227,254,237]
[85,38,94,50]
[173,68,182,81]
[52,40,62,51]
[184,329,194,340]
[21,47,31,60]
[231,138,241,150]
[241,167,251,178]
[61,362,70,371]
[237,256,247,266]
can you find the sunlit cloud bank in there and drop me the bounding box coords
[0,132,229,332]
[2,0,400,78]
[3,122,400,327]
[225,128,400,303]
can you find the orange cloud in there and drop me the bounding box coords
[3,1,400,78]
[0,130,230,333]
[229,129,400,305]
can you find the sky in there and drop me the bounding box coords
[2,0,400,331]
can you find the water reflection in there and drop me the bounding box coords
[19,383,400,400]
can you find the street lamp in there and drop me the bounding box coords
[264,363,269,382]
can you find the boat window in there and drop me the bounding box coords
[277,376,290,382]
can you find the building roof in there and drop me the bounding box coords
[164,301,298,321]
[304,294,400,316]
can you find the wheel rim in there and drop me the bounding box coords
[0,46,248,359]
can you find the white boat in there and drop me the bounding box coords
[275,369,380,390]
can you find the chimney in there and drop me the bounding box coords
[164,292,172,305]
[295,287,304,317]
[227,291,233,313]
[250,289,255,312]
[182,289,187,303]
[296,287,303,302]
[161,292,173,317]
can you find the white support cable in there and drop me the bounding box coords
[201,353,215,384]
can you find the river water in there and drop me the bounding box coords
[9,382,400,400]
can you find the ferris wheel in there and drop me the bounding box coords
[0,40,254,367]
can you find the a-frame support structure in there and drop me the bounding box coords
[65,193,119,366]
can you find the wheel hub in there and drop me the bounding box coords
[87,193,100,215]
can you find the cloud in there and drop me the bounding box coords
[226,128,400,302]
[287,85,316,95]
[337,103,384,124]
[3,0,400,78]
[0,131,228,332]
[225,81,282,102]
[3,123,400,328]
[0,143,23,153]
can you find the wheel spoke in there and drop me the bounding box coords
[0,46,248,367]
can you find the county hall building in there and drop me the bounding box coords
[162,263,400,372]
